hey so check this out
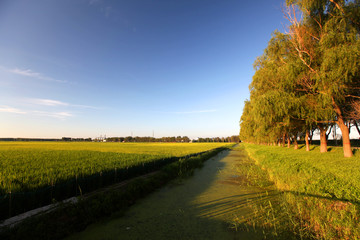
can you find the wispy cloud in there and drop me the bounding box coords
[33,111,73,120]
[0,105,72,119]
[1,98,100,120]
[0,106,26,114]
[28,98,69,106]
[27,98,99,109]
[1,66,67,83]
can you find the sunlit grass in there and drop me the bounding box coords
[244,143,360,201]
[240,143,360,239]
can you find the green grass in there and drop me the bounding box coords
[0,142,232,193]
[241,143,360,239]
[243,143,360,202]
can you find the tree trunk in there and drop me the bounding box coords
[305,130,310,151]
[338,118,353,157]
[278,139,281,147]
[294,136,299,149]
[319,125,328,153]
[332,97,353,157]
[282,133,285,147]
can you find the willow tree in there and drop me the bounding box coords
[240,0,359,156]
[240,100,256,143]
[286,0,360,157]
[240,31,307,145]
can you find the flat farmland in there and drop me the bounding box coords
[0,142,232,194]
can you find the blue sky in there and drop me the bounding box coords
[0,0,286,139]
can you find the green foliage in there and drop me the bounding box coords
[240,0,360,156]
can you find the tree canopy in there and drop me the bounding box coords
[240,0,360,157]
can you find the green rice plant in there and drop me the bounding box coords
[0,142,232,220]
[0,147,227,240]
[0,142,232,194]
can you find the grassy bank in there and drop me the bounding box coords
[244,143,360,201]
[239,143,360,239]
[0,146,230,240]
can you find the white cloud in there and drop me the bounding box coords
[0,104,72,119]
[1,66,67,83]
[28,98,69,106]
[27,98,99,109]
[0,106,26,114]
[0,97,100,120]
[33,111,73,119]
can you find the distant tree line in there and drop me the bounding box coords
[240,0,360,157]
[105,136,191,143]
[0,136,240,143]
[0,138,93,142]
[105,135,240,143]
[61,137,92,142]
[195,136,240,143]
[0,138,60,142]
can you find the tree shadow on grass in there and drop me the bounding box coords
[309,146,317,151]
[284,190,360,206]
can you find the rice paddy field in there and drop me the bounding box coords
[0,142,232,193]
[0,142,232,220]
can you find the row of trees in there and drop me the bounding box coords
[106,136,191,143]
[196,135,240,143]
[240,0,360,157]
[105,135,240,143]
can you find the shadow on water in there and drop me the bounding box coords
[65,149,298,240]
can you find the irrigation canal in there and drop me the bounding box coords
[66,147,276,240]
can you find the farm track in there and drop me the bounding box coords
[66,147,276,240]
[0,171,160,229]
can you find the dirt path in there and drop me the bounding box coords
[66,147,276,240]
